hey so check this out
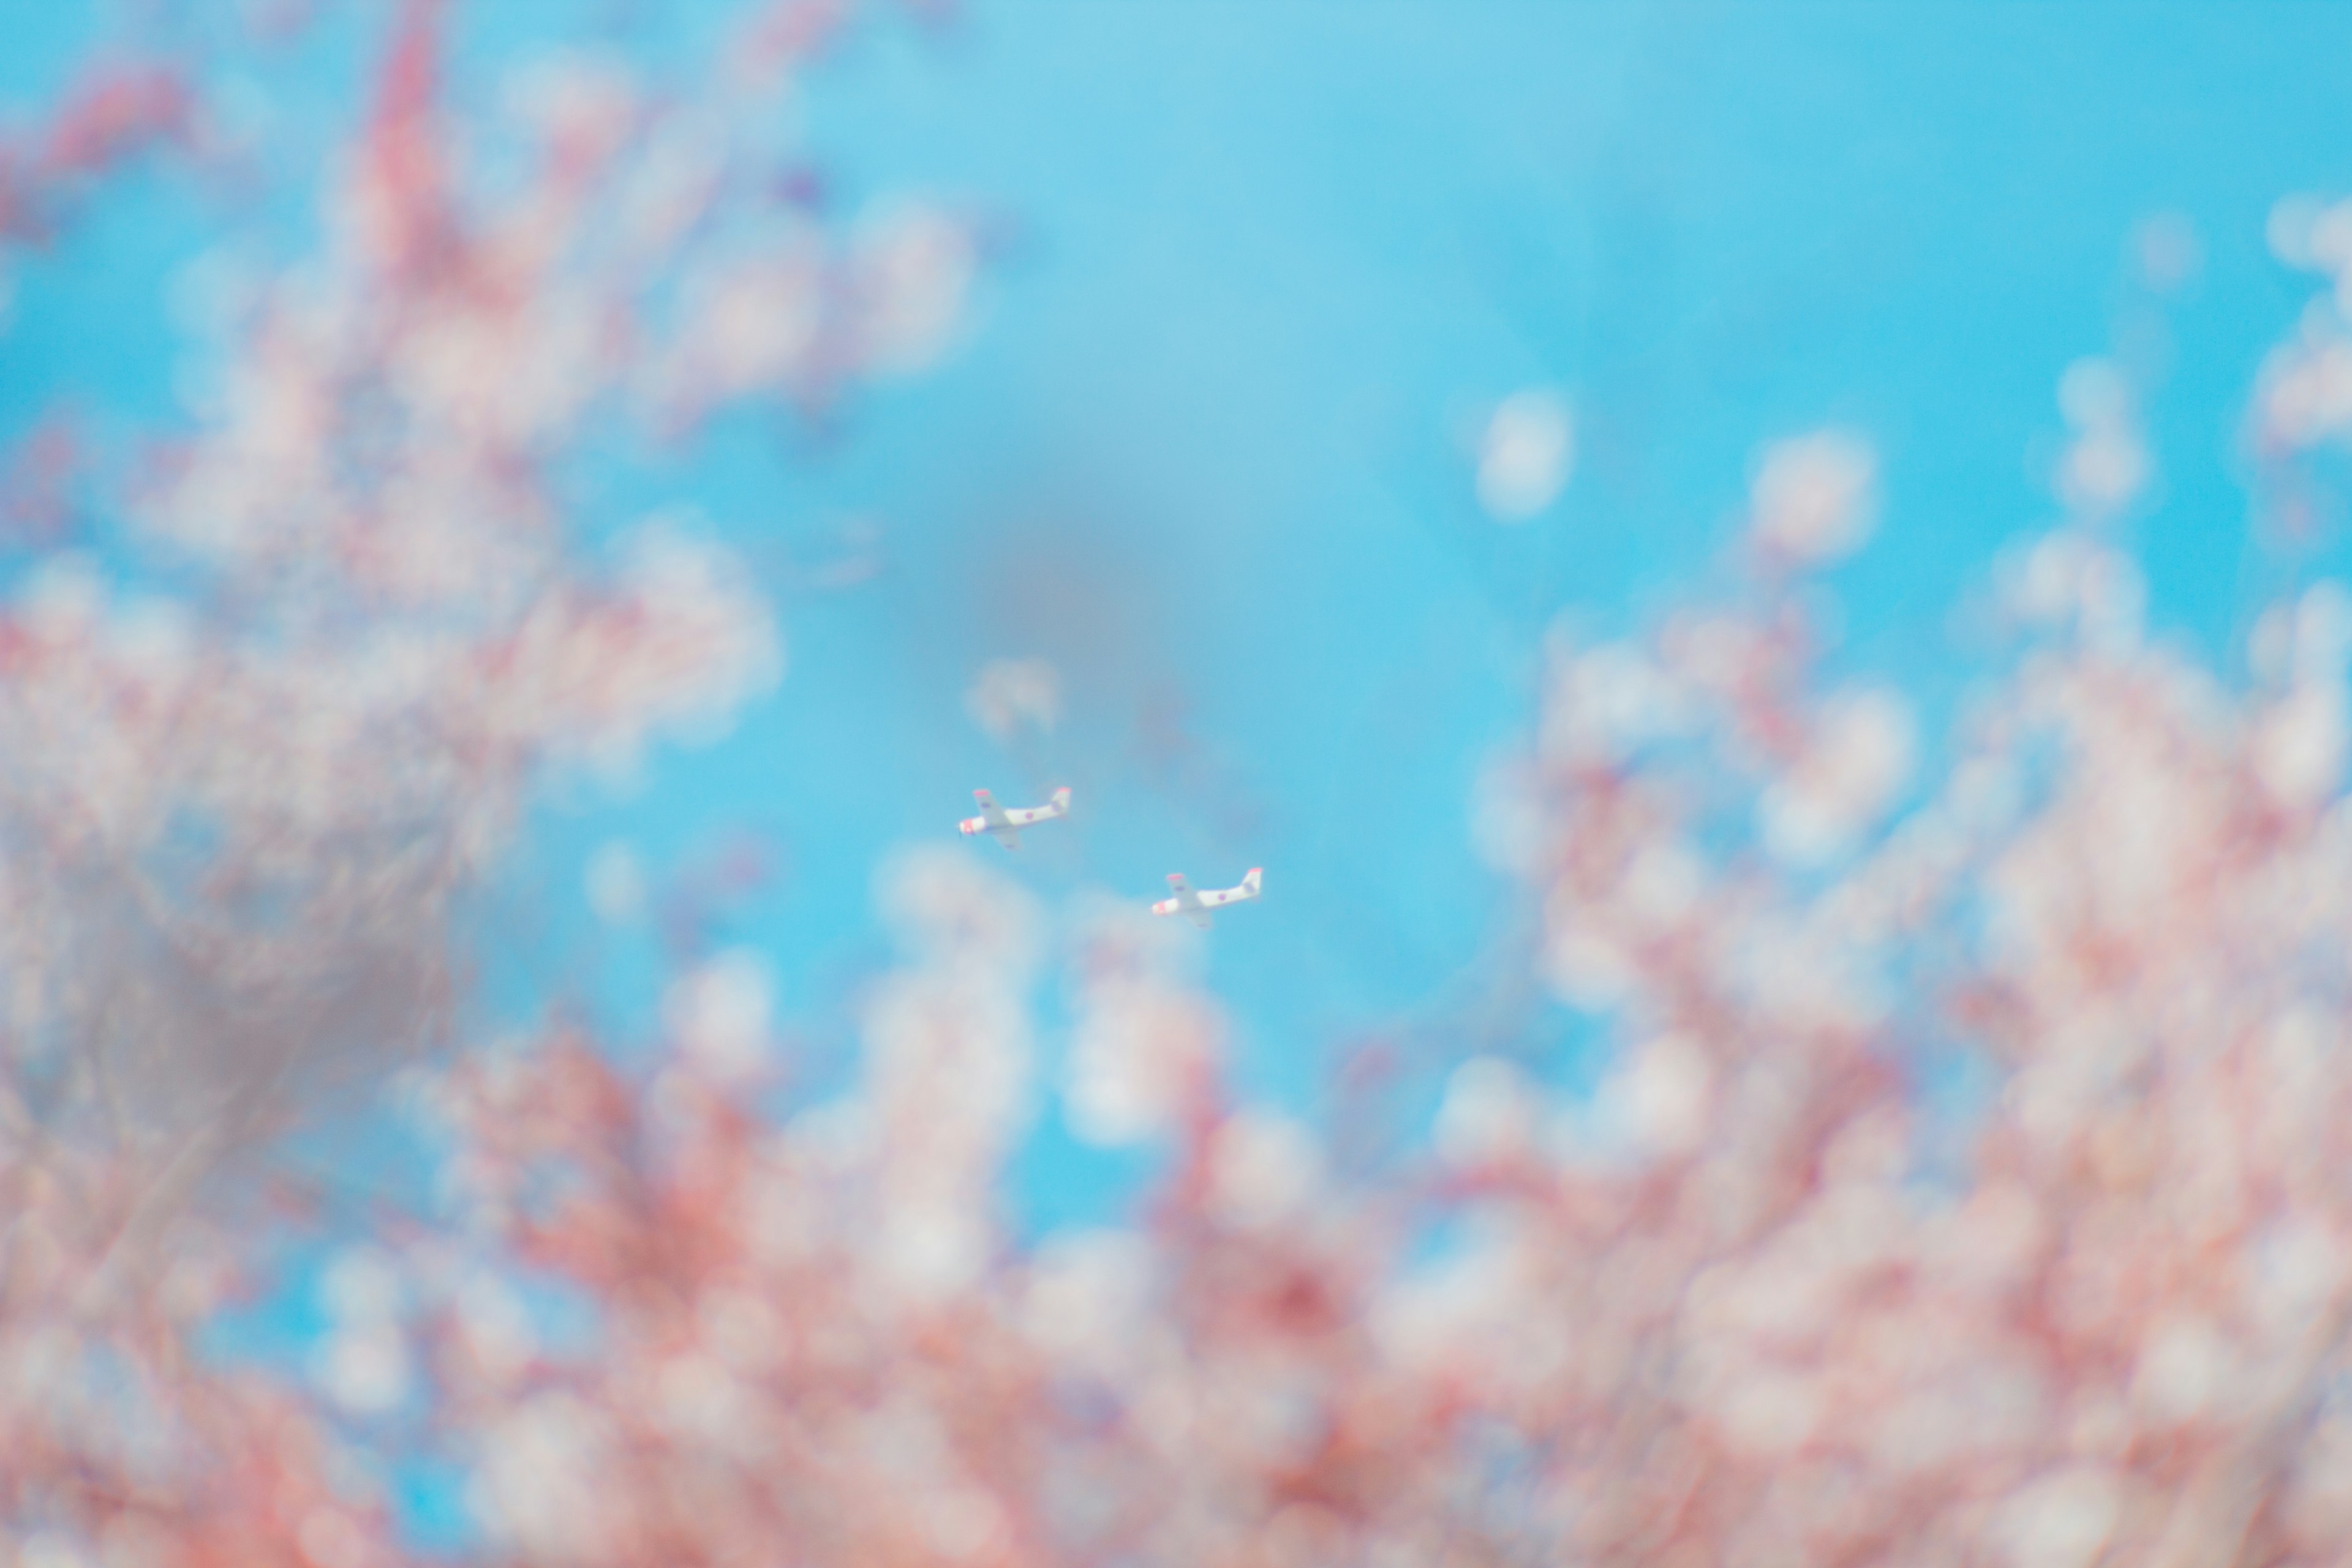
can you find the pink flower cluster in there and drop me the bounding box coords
[0,61,193,259]
[0,3,971,1558]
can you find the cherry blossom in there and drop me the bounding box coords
[15,5,2352,1566]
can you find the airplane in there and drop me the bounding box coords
[1152,867,1262,929]
[959,786,1071,850]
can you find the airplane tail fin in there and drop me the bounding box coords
[1051,786,1072,814]
[1243,867,1262,897]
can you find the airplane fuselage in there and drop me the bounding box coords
[959,786,1071,849]
[1152,867,1262,927]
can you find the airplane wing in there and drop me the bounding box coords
[960,790,1020,848]
[1152,873,1212,928]
[978,789,1019,848]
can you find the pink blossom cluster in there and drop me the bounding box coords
[0,0,971,1134]
[0,60,194,263]
[0,2,972,1558]
[0,1132,409,1568]
[1453,415,2352,1562]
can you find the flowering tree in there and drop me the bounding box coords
[13,4,2352,1567]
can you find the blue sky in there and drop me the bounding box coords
[9,2,2352,1237]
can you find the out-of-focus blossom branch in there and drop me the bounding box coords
[0,0,975,1556]
[2,0,971,1163]
[0,61,196,260]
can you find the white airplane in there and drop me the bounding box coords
[959,786,1071,850]
[1152,867,1262,929]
